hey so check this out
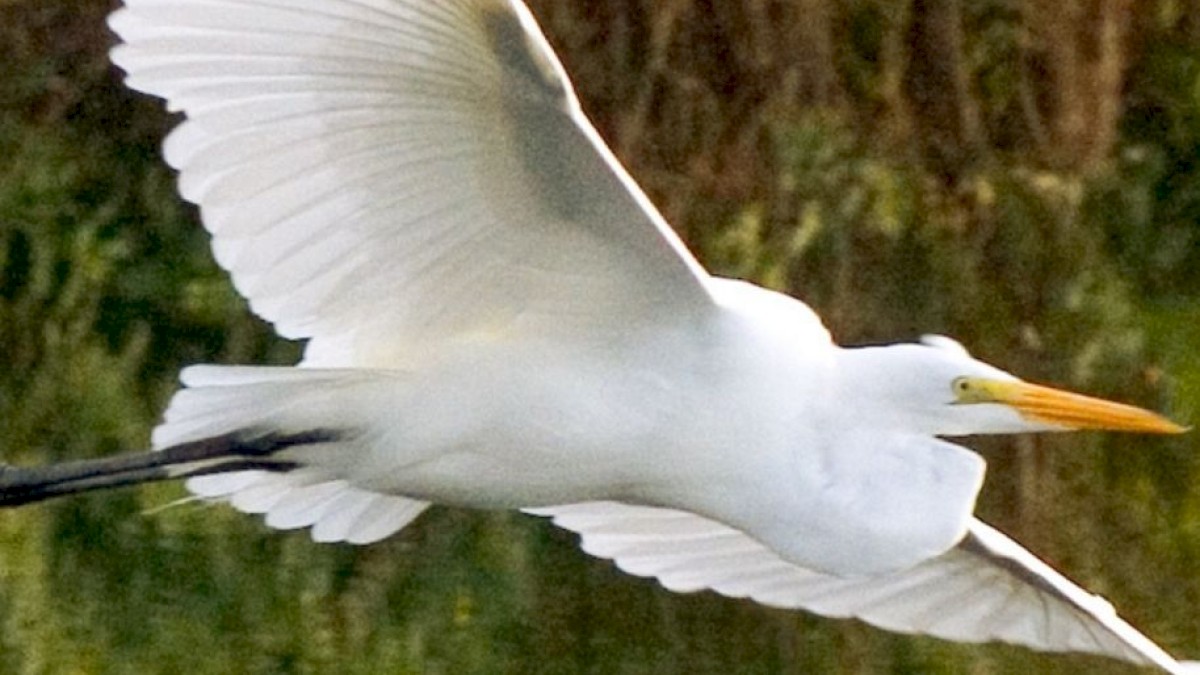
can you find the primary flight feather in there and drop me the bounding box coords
[0,0,1193,672]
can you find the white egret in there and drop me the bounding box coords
[1,0,1194,671]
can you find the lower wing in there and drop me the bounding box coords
[526,501,1195,673]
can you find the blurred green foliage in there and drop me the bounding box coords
[1,0,1199,673]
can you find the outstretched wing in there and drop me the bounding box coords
[108,0,712,365]
[528,502,1189,673]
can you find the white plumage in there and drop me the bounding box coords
[91,0,1196,672]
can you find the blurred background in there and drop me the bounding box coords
[1,0,1199,672]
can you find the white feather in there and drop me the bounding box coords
[109,0,712,356]
[101,0,1192,670]
[529,501,1190,673]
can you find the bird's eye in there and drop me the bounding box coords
[951,376,996,404]
[951,377,974,401]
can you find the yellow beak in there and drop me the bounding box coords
[967,379,1187,434]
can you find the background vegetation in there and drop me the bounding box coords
[1,0,1199,672]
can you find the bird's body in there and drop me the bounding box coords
[165,277,986,576]
[1,0,1194,671]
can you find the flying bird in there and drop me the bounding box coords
[1,0,1194,671]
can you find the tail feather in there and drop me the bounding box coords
[156,365,430,544]
[186,470,265,498]
[227,470,321,514]
[185,468,427,544]
[262,478,350,529]
[311,489,395,543]
[1,365,431,544]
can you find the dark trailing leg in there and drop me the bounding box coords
[0,429,344,507]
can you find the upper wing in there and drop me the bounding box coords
[108,0,712,365]
[527,501,1191,673]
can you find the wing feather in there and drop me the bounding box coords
[109,0,712,366]
[528,501,1188,673]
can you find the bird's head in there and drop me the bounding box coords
[841,335,1187,437]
